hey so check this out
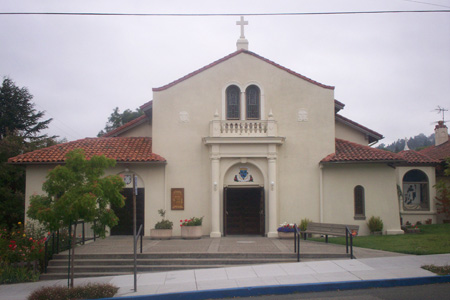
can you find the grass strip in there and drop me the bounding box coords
[309,224,450,255]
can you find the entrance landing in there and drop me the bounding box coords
[68,236,405,259]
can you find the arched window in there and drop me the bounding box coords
[226,85,240,120]
[246,85,260,120]
[403,170,429,211]
[354,185,365,219]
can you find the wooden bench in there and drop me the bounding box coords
[299,222,359,259]
[302,222,359,243]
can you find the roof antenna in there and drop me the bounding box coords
[434,106,448,122]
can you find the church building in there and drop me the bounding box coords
[9,18,442,237]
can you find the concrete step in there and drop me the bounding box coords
[48,258,297,266]
[41,252,351,281]
[51,252,298,259]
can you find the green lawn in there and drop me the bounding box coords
[311,224,450,255]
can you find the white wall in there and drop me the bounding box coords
[151,52,335,236]
[322,163,403,235]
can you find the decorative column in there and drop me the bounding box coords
[267,155,278,238]
[210,154,221,237]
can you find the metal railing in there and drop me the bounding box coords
[133,224,144,292]
[292,224,356,261]
[345,226,355,259]
[293,224,301,262]
[43,219,102,273]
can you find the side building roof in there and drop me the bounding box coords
[418,138,450,161]
[321,139,438,165]
[8,137,166,164]
[335,114,383,144]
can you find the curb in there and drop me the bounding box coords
[104,275,450,300]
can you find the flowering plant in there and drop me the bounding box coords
[277,222,295,232]
[180,217,203,227]
[0,222,46,265]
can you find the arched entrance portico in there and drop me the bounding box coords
[223,186,265,236]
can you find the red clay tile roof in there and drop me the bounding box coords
[419,139,450,161]
[321,139,404,163]
[140,100,152,112]
[396,150,439,165]
[153,49,334,92]
[103,115,149,137]
[335,114,383,143]
[8,137,165,164]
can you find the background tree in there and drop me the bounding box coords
[0,77,54,228]
[97,107,143,137]
[376,133,435,152]
[27,149,125,287]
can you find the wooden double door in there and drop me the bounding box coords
[223,187,265,236]
[111,188,145,235]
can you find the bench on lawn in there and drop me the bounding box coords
[302,222,359,243]
[298,222,359,259]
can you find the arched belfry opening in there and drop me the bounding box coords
[223,163,265,236]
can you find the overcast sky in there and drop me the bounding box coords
[1,0,449,145]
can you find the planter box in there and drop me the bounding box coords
[370,231,383,236]
[278,231,295,239]
[403,228,420,234]
[150,229,172,240]
[181,226,202,239]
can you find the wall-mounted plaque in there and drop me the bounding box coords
[171,188,184,210]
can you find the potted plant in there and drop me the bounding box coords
[277,222,295,239]
[401,221,421,234]
[150,209,173,239]
[180,217,203,239]
[367,216,383,235]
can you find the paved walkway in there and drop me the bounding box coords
[0,237,449,300]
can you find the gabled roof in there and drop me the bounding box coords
[419,138,450,161]
[103,115,149,138]
[321,139,404,164]
[8,137,165,164]
[396,150,440,165]
[153,49,335,92]
[334,99,345,113]
[322,139,439,165]
[335,114,383,144]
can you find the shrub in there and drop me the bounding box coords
[367,216,383,233]
[299,218,312,232]
[154,209,173,229]
[0,263,40,284]
[28,283,119,300]
[0,222,45,265]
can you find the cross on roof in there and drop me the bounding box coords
[236,16,248,38]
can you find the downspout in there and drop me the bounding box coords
[319,164,324,222]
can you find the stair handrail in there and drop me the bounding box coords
[133,223,143,292]
[345,226,355,259]
[294,223,300,262]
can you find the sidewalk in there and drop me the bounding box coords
[1,253,449,300]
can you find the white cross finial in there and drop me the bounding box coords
[236,16,248,39]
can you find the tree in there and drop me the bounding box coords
[0,77,52,141]
[27,149,125,287]
[0,77,54,227]
[435,158,450,221]
[97,107,143,137]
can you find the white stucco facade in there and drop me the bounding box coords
[17,49,441,237]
